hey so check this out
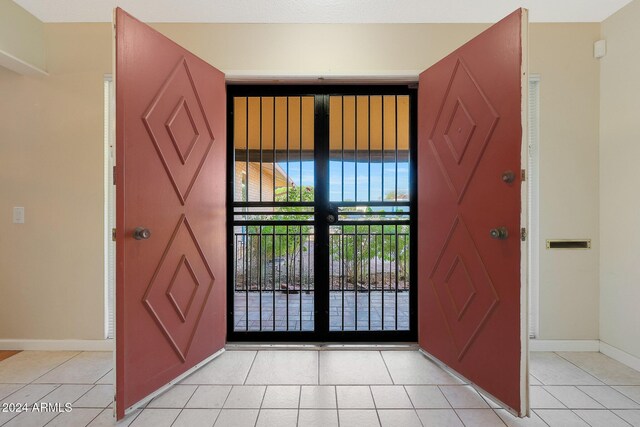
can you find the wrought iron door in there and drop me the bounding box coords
[227,86,416,342]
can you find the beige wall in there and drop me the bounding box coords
[0,0,46,71]
[532,25,601,339]
[0,20,601,341]
[600,0,640,358]
[0,24,111,339]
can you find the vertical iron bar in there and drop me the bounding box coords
[299,228,303,331]
[286,227,289,330]
[245,232,250,330]
[381,96,385,202]
[272,230,276,331]
[354,229,358,331]
[329,233,333,330]
[355,96,358,203]
[341,230,345,330]
[258,227,262,331]
[341,97,345,202]
[368,96,371,202]
[313,94,329,338]
[374,232,378,290]
[395,95,398,202]
[245,98,249,202]
[381,227,385,330]
[234,234,238,292]
[286,97,290,202]
[368,225,371,330]
[273,98,276,202]
[307,234,311,291]
[299,96,303,199]
[259,97,263,202]
[395,224,399,330]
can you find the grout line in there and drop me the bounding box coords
[378,351,395,384]
[296,385,303,426]
[211,387,234,426]
[553,352,607,385]
[29,351,84,384]
[530,372,544,385]
[530,408,552,427]
[84,408,109,426]
[122,406,144,426]
[334,386,340,427]
[570,408,603,427]
[608,410,635,427]
[490,408,509,427]
[0,383,28,403]
[368,385,384,427]
[532,387,569,411]
[612,386,640,405]
[243,351,259,385]
[183,385,201,409]
[253,385,268,427]
[402,384,424,427]
[437,385,466,426]
[94,369,113,385]
[570,407,636,427]
[168,385,200,427]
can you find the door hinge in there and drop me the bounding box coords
[521,227,527,242]
[112,228,116,242]
[113,166,116,186]
[521,169,526,181]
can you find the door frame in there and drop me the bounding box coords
[225,84,418,342]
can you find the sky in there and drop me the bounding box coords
[282,160,410,202]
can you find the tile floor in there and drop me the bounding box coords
[0,350,639,426]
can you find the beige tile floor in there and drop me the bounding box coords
[0,350,639,426]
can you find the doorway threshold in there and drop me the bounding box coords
[225,342,419,351]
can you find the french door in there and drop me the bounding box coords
[117,7,529,420]
[227,86,417,342]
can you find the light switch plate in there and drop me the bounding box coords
[13,207,25,224]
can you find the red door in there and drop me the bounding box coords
[115,9,226,419]
[418,9,529,415]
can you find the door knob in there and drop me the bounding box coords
[326,213,337,224]
[501,171,515,184]
[489,227,508,240]
[133,227,151,240]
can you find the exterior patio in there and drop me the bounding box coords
[234,291,410,332]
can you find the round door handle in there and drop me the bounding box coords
[133,227,151,240]
[326,214,337,224]
[501,170,515,184]
[489,227,508,240]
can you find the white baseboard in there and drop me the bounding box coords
[0,339,114,351]
[600,341,640,372]
[529,339,600,352]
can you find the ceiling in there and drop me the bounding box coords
[13,0,632,23]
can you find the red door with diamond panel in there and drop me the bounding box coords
[418,9,529,416]
[115,9,226,419]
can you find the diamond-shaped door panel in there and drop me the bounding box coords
[143,215,216,362]
[443,255,476,320]
[166,97,200,165]
[428,59,500,202]
[142,57,215,205]
[444,100,476,164]
[166,255,200,322]
[429,216,499,361]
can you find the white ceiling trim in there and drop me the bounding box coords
[13,0,632,23]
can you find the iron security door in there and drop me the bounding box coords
[227,87,417,342]
[417,9,529,416]
[115,9,226,419]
